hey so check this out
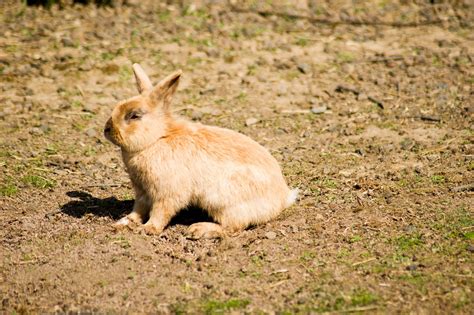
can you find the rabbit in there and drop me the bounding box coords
[104,63,298,239]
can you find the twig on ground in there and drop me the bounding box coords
[419,115,441,122]
[352,257,376,267]
[335,84,360,95]
[448,274,473,278]
[18,260,38,265]
[270,280,288,288]
[451,183,474,192]
[368,96,384,109]
[270,269,289,275]
[281,109,312,114]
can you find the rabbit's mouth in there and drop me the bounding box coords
[104,119,122,146]
[104,127,120,146]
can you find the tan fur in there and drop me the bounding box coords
[104,63,297,238]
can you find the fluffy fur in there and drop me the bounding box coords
[104,63,297,238]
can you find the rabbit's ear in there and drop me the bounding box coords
[149,70,182,109]
[132,63,153,93]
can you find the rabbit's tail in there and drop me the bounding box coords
[285,188,299,208]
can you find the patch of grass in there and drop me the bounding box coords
[22,175,56,189]
[349,235,362,243]
[157,9,171,22]
[295,37,309,46]
[313,296,347,312]
[430,175,445,184]
[122,192,134,200]
[21,253,34,262]
[101,52,115,61]
[396,234,423,251]
[170,302,187,315]
[336,248,350,259]
[463,231,474,240]
[71,100,83,108]
[0,177,18,196]
[300,251,316,262]
[73,122,86,131]
[202,298,250,315]
[119,65,132,82]
[251,254,264,267]
[187,37,213,48]
[45,145,59,156]
[336,51,355,63]
[235,92,247,101]
[397,273,427,289]
[112,236,131,249]
[187,57,203,66]
[322,178,337,189]
[350,289,378,307]
[468,161,474,171]
[83,146,98,157]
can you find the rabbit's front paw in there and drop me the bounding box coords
[186,222,224,240]
[113,217,133,230]
[143,223,164,235]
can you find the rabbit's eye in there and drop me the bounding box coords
[125,110,143,121]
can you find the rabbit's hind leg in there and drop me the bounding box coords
[218,200,281,233]
[186,222,224,239]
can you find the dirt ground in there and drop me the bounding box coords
[0,0,473,313]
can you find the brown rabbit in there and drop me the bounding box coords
[104,63,298,239]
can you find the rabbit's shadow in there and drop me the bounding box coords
[60,191,213,226]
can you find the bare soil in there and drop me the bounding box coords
[0,1,473,314]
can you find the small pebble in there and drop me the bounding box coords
[297,63,311,74]
[406,264,417,271]
[61,37,74,47]
[245,117,259,126]
[311,106,327,114]
[30,127,43,135]
[265,231,277,239]
[86,128,97,138]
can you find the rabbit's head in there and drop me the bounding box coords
[104,64,181,152]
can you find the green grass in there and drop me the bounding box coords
[0,180,18,196]
[396,234,423,251]
[336,51,355,63]
[119,65,132,83]
[22,174,56,189]
[322,178,337,189]
[349,235,362,243]
[430,175,445,184]
[202,298,250,314]
[295,37,309,46]
[300,251,316,262]
[463,231,474,240]
[351,289,378,307]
